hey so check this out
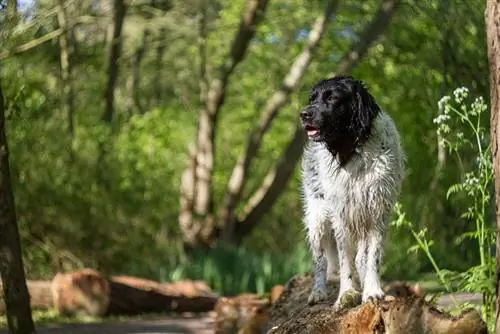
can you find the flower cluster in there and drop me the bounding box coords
[433,86,489,152]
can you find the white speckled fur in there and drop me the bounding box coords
[301,111,405,305]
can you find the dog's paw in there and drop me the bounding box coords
[308,288,328,305]
[362,286,384,303]
[334,289,362,312]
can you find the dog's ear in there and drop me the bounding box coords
[350,81,379,141]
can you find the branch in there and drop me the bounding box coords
[218,0,340,236]
[329,0,399,77]
[0,16,97,61]
[236,124,305,239]
[205,0,270,115]
[0,29,62,60]
[237,0,400,239]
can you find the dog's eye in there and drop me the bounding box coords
[326,94,336,104]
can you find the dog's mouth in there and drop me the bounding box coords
[305,125,320,139]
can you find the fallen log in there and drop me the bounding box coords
[106,277,218,316]
[111,275,217,298]
[265,273,488,334]
[0,280,53,313]
[0,269,218,317]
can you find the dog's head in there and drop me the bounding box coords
[300,75,380,163]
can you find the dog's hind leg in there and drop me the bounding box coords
[325,231,339,281]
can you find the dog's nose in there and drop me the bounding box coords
[300,109,313,119]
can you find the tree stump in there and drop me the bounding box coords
[265,273,488,334]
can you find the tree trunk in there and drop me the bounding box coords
[57,0,76,139]
[218,0,339,242]
[179,0,270,249]
[235,0,401,242]
[126,29,148,115]
[485,1,500,332]
[0,76,35,333]
[102,0,127,123]
[154,27,166,106]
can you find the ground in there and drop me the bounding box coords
[0,315,214,334]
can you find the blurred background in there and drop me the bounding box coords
[0,0,491,296]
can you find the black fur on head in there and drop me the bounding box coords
[300,75,380,165]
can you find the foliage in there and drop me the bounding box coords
[0,0,493,308]
[392,86,494,331]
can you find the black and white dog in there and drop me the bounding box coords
[300,75,405,308]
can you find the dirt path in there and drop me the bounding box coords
[0,315,214,334]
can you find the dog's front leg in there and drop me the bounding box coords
[362,228,385,302]
[333,223,361,311]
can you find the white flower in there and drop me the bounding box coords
[438,96,451,113]
[453,87,469,104]
[433,114,451,124]
[470,96,487,116]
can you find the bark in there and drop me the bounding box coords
[218,0,340,242]
[179,0,270,248]
[0,78,35,333]
[236,0,401,240]
[57,0,76,138]
[485,1,500,332]
[102,0,127,123]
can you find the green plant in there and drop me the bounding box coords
[392,86,494,328]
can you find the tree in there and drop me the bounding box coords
[102,0,127,124]
[0,77,36,333]
[485,0,500,332]
[179,0,401,248]
[57,0,76,139]
[179,0,271,248]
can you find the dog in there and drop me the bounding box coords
[299,75,405,309]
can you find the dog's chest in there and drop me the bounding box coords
[314,145,395,227]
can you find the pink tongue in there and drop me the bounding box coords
[307,129,319,137]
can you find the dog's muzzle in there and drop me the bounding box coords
[300,106,321,139]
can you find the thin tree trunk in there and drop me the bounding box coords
[328,0,399,78]
[126,29,148,115]
[102,0,127,123]
[218,0,340,242]
[57,0,76,139]
[236,0,401,240]
[179,0,270,248]
[154,27,166,106]
[0,75,36,333]
[485,1,500,332]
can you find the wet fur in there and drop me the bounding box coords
[300,76,405,306]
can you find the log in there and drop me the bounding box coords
[106,277,218,316]
[111,275,217,298]
[0,270,219,317]
[0,280,53,313]
[265,273,488,334]
[213,284,285,334]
